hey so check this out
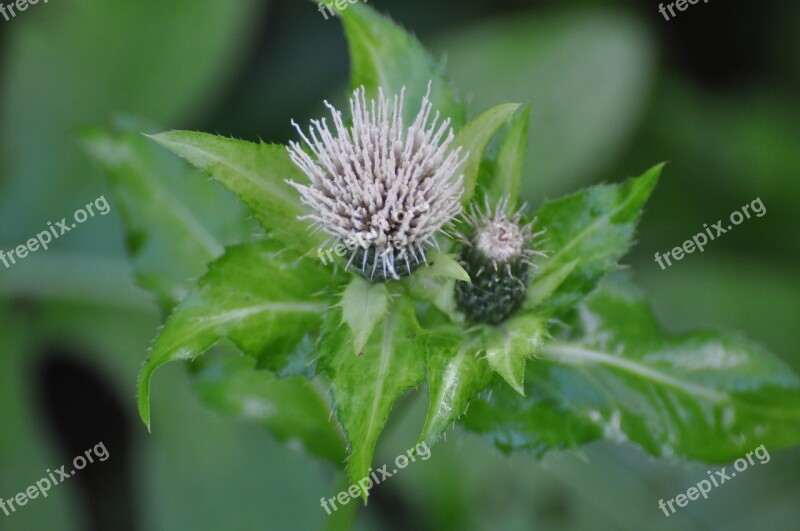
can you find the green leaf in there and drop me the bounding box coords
[148,131,321,253]
[415,253,471,284]
[484,105,531,206]
[340,277,390,355]
[533,164,663,314]
[421,329,492,446]
[82,121,257,313]
[408,254,469,324]
[138,241,333,429]
[484,314,547,395]
[191,352,346,465]
[468,277,800,461]
[525,258,579,310]
[318,297,427,498]
[340,3,464,127]
[456,103,522,205]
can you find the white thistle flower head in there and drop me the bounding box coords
[286,84,467,281]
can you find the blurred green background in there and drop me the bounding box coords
[1,0,798,529]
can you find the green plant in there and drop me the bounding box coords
[85,3,800,512]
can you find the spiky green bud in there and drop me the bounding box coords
[455,198,544,324]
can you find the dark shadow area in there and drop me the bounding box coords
[33,347,138,531]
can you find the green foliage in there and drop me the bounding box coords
[339,277,390,355]
[483,314,546,395]
[465,277,800,460]
[93,3,800,513]
[484,106,531,206]
[530,164,663,315]
[340,3,465,127]
[455,103,522,204]
[82,121,257,313]
[138,241,333,429]
[420,329,493,446]
[149,131,320,253]
[191,353,346,465]
[318,299,427,496]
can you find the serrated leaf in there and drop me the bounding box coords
[421,329,492,446]
[484,314,547,395]
[484,105,531,206]
[456,103,521,205]
[82,122,257,313]
[148,131,320,253]
[138,241,332,429]
[340,277,390,355]
[467,277,800,461]
[319,297,427,498]
[533,163,663,314]
[340,3,464,127]
[191,352,346,465]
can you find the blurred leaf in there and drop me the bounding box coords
[469,277,800,461]
[532,164,662,314]
[138,241,333,429]
[341,3,465,127]
[148,132,319,254]
[421,328,491,446]
[435,10,655,202]
[191,352,345,465]
[455,103,521,205]
[483,106,531,206]
[82,122,257,313]
[318,298,427,498]
[0,0,262,248]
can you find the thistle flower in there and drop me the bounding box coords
[287,85,466,281]
[455,197,546,324]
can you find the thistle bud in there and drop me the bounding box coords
[455,197,545,324]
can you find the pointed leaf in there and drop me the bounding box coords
[148,131,320,252]
[82,122,256,313]
[340,3,464,127]
[467,277,800,461]
[138,241,333,429]
[484,314,547,395]
[318,297,427,497]
[340,276,390,355]
[484,105,531,205]
[455,103,521,205]
[533,163,663,314]
[421,328,492,446]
